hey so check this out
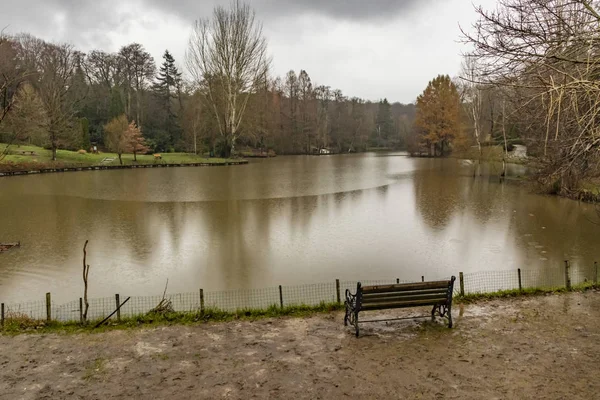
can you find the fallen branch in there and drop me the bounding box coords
[94,297,131,328]
[82,240,90,322]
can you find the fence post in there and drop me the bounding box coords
[335,279,341,304]
[595,261,598,285]
[518,268,522,291]
[1,303,4,328]
[45,292,51,322]
[115,294,121,322]
[279,285,284,309]
[199,289,205,314]
[459,272,465,297]
[565,260,571,290]
[79,298,83,323]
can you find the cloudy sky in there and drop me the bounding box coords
[2,0,497,103]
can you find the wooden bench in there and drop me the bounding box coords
[344,277,456,337]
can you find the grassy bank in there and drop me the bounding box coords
[0,143,236,172]
[1,303,344,335]
[3,282,600,335]
[456,281,599,304]
[451,145,528,165]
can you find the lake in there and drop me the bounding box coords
[0,153,598,303]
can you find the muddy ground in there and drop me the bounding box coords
[1,291,600,399]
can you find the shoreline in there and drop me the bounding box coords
[2,282,597,335]
[0,160,249,177]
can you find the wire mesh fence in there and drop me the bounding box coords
[1,261,598,325]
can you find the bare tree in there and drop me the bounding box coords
[14,37,85,161]
[460,56,484,174]
[118,44,155,127]
[0,33,28,160]
[463,0,600,192]
[186,0,270,158]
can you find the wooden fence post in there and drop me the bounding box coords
[79,298,83,323]
[518,269,522,291]
[115,294,121,322]
[279,285,284,309]
[45,292,51,322]
[459,272,465,297]
[335,279,340,304]
[565,260,571,290]
[199,289,205,314]
[1,303,4,328]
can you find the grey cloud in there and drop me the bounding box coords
[1,0,131,50]
[141,0,425,22]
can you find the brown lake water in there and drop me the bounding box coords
[0,153,598,303]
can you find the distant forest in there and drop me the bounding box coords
[0,33,415,157]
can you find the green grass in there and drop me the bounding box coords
[0,143,236,172]
[0,303,344,335]
[83,358,106,381]
[456,281,599,304]
[451,145,529,165]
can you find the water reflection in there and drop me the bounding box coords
[0,154,598,303]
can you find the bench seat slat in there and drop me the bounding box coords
[362,289,448,300]
[361,298,448,310]
[362,293,448,304]
[362,281,451,294]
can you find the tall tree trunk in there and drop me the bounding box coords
[118,152,123,165]
[127,87,131,118]
[136,90,141,127]
[133,151,137,162]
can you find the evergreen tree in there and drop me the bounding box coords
[153,50,183,148]
[374,98,394,147]
[80,117,91,150]
[109,87,125,119]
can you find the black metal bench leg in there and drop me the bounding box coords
[344,303,349,326]
[447,306,453,328]
[431,305,437,321]
[355,312,360,337]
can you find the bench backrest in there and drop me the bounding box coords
[356,277,455,311]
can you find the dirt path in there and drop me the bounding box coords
[1,291,600,399]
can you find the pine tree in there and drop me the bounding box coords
[80,117,91,150]
[109,87,125,119]
[375,99,394,147]
[153,50,183,148]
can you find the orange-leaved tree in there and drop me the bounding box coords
[126,120,149,161]
[414,75,462,156]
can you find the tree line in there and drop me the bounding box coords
[0,3,414,160]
